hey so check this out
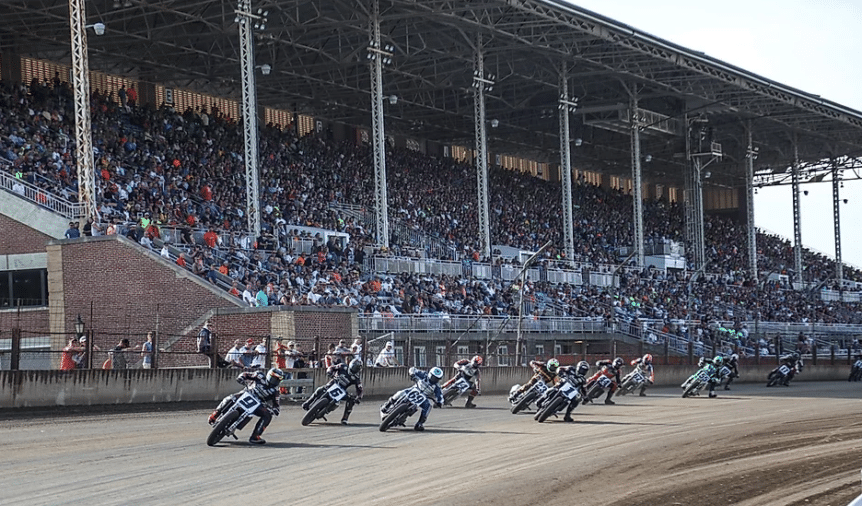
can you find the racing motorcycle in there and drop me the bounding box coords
[441,376,473,406]
[533,376,583,423]
[849,358,862,382]
[301,382,356,426]
[379,383,431,432]
[583,374,615,403]
[681,362,717,398]
[207,389,263,446]
[615,368,646,396]
[509,379,548,414]
[766,363,795,387]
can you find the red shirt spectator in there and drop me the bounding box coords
[201,184,213,201]
[176,254,186,268]
[186,214,197,227]
[203,229,218,248]
[60,337,83,370]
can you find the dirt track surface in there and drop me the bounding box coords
[1,382,861,506]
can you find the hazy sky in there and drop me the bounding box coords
[568,0,862,269]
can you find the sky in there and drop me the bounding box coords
[567,0,862,269]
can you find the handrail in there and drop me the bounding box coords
[0,169,85,219]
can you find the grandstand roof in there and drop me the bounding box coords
[5,0,862,188]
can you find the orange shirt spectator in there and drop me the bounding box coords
[176,254,187,268]
[60,337,83,370]
[186,214,197,227]
[203,229,218,248]
[219,262,229,276]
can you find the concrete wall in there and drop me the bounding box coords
[0,364,850,409]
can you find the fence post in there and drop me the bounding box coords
[10,328,21,371]
[86,329,94,369]
[687,340,694,365]
[774,335,781,364]
[152,331,159,370]
[755,341,760,366]
[663,338,669,366]
[811,342,817,366]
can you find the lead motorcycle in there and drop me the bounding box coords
[766,363,795,387]
[509,379,549,414]
[681,362,717,398]
[533,376,584,423]
[849,358,862,382]
[207,389,265,446]
[301,382,357,426]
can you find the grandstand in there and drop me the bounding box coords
[0,0,861,369]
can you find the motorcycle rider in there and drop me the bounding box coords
[537,360,590,422]
[301,358,364,425]
[706,356,725,398]
[381,366,444,431]
[583,357,624,405]
[441,355,482,408]
[722,353,740,390]
[629,353,655,396]
[509,358,560,402]
[208,367,284,444]
[778,351,803,385]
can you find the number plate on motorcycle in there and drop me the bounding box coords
[631,372,644,383]
[697,372,710,382]
[560,382,578,399]
[598,376,612,388]
[778,365,791,375]
[406,389,427,406]
[327,383,347,401]
[455,378,471,391]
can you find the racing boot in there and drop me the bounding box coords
[249,420,268,444]
[414,414,427,431]
[604,390,615,405]
[464,395,477,409]
[639,385,647,397]
[708,385,717,398]
[248,434,266,444]
[563,404,576,423]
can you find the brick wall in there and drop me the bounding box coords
[0,308,49,335]
[0,213,52,255]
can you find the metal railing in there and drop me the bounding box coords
[0,169,86,219]
[358,314,608,334]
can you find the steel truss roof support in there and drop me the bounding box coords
[791,138,803,285]
[745,122,758,280]
[369,0,390,248]
[630,93,645,269]
[684,115,706,272]
[69,0,96,220]
[831,162,843,284]
[558,65,575,265]
[473,35,491,259]
[237,0,261,239]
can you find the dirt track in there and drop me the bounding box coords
[1,381,860,506]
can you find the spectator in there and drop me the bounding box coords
[64,221,80,239]
[109,338,132,369]
[375,341,398,367]
[252,336,268,369]
[60,336,83,370]
[225,339,244,368]
[141,331,154,369]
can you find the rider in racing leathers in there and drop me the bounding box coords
[583,357,624,405]
[722,353,740,390]
[778,351,803,385]
[441,355,482,408]
[536,360,591,422]
[509,358,560,402]
[301,358,364,424]
[629,354,655,396]
[381,366,444,431]
[208,368,283,444]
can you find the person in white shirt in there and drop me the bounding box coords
[225,340,244,368]
[252,337,268,369]
[375,341,398,367]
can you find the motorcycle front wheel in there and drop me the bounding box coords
[301,397,333,426]
[682,381,700,398]
[379,403,412,432]
[207,410,240,446]
[510,390,537,414]
[536,396,566,423]
[442,387,460,406]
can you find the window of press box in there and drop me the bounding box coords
[1,269,48,308]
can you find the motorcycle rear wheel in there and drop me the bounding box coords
[442,387,460,407]
[301,397,333,426]
[536,396,567,423]
[207,410,240,446]
[510,390,537,414]
[766,372,781,387]
[379,403,412,432]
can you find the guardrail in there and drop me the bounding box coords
[0,169,85,218]
[358,314,608,334]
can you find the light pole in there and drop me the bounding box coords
[515,240,552,365]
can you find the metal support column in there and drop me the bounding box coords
[683,116,706,272]
[831,162,843,284]
[69,0,96,220]
[558,66,575,264]
[237,0,261,238]
[369,0,389,248]
[473,36,491,258]
[630,96,644,268]
[745,122,758,280]
[791,139,803,286]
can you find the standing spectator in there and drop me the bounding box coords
[375,341,399,367]
[65,222,80,239]
[225,340,244,368]
[334,339,351,364]
[242,283,257,307]
[350,337,363,363]
[203,228,218,249]
[126,85,137,107]
[141,332,154,369]
[197,321,217,366]
[60,336,83,370]
[118,84,127,109]
[109,338,131,369]
[252,337,268,369]
[323,342,338,368]
[240,339,256,368]
[273,337,289,370]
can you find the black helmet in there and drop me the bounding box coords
[266,368,285,387]
[348,358,362,375]
[612,357,624,369]
[576,360,590,376]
